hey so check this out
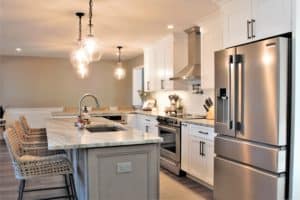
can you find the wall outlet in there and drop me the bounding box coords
[117,162,132,173]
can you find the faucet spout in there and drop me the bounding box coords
[79,93,100,117]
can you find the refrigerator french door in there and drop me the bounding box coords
[214,37,289,200]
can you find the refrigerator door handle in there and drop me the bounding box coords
[236,55,243,132]
[228,55,235,130]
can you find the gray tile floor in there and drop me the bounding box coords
[0,141,213,200]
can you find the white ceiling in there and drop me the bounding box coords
[0,0,219,61]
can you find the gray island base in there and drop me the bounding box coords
[46,117,162,200]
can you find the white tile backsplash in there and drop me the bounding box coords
[152,88,214,115]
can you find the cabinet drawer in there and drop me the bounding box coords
[190,124,214,141]
[143,116,158,125]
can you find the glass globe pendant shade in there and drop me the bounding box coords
[82,36,103,62]
[77,63,89,79]
[70,46,90,68]
[114,62,126,80]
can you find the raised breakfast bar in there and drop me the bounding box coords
[46,117,162,200]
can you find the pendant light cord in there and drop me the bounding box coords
[75,12,85,42]
[118,46,122,62]
[79,15,82,41]
[88,0,93,36]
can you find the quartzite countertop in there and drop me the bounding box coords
[46,117,162,150]
[51,109,215,128]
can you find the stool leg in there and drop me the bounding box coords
[69,174,77,200]
[18,179,26,200]
[64,175,71,200]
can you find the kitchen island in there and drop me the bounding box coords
[46,117,162,200]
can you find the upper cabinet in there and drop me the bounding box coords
[222,0,291,48]
[143,33,188,91]
[251,0,291,40]
[199,12,224,89]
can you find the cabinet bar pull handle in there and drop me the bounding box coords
[247,20,251,39]
[198,131,208,135]
[251,19,255,38]
[202,142,205,156]
[147,81,150,90]
[161,80,165,90]
[199,141,202,156]
[145,125,149,133]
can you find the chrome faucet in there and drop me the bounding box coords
[79,93,100,117]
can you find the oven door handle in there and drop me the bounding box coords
[156,124,178,133]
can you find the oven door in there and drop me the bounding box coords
[157,124,181,162]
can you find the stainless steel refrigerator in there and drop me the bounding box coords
[214,37,290,200]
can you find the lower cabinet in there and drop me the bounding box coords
[126,114,137,128]
[181,123,215,186]
[127,114,158,137]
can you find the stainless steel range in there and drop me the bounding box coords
[157,114,205,175]
[157,116,182,175]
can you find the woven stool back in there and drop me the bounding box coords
[19,115,30,133]
[13,121,27,142]
[4,127,23,163]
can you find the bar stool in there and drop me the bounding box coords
[14,120,47,146]
[13,121,64,156]
[19,115,47,136]
[4,127,77,200]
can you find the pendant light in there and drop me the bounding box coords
[70,12,89,68]
[114,46,126,80]
[82,0,102,62]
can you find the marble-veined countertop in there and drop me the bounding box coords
[52,109,215,128]
[46,117,162,150]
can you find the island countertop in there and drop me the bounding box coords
[46,117,162,150]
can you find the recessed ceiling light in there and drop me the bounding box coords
[167,24,174,29]
[16,48,22,52]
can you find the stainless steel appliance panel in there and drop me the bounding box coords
[157,117,182,175]
[214,157,286,200]
[235,37,288,146]
[215,48,236,137]
[215,135,286,173]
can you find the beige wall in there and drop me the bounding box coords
[126,55,144,68]
[0,55,134,108]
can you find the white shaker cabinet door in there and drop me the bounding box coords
[126,114,137,129]
[222,0,252,48]
[189,135,206,182]
[144,48,151,91]
[251,0,291,40]
[203,140,214,186]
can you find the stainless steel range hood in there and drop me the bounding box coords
[170,26,201,81]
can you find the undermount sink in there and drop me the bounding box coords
[86,125,126,133]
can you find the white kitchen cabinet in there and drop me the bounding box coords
[189,134,207,182]
[251,0,291,40]
[134,114,158,136]
[205,140,214,185]
[132,67,143,106]
[181,123,215,186]
[222,0,252,48]
[222,0,291,48]
[143,33,188,91]
[143,116,158,137]
[181,123,190,172]
[199,12,223,89]
[144,48,157,91]
[126,114,137,129]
